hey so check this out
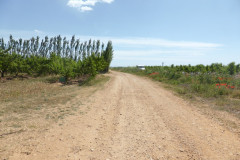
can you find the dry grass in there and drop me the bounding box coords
[0,74,110,137]
[232,90,240,99]
[157,80,240,137]
[0,77,76,114]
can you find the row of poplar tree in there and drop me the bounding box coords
[0,35,113,81]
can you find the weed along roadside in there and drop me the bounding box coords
[112,64,240,119]
[216,77,235,89]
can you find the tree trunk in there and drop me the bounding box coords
[1,71,4,78]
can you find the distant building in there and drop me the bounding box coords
[136,65,145,70]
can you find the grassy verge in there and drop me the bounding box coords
[81,74,110,86]
[0,74,110,136]
[112,67,240,119]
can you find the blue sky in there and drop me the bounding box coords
[0,0,239,66]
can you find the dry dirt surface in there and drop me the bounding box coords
[3,71,240,160]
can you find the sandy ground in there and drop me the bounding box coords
[2,71,240,160]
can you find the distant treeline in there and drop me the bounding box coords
[146,63,240,76]
[0,35,113,81]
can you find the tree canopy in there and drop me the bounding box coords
[0,35,114,81]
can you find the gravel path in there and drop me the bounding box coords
[8,71,240,160]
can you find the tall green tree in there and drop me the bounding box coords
[227,62,236,75]
[102,41,113,72]
[0,35,114,81]
[236,64,240,73]
[0,48,12,78]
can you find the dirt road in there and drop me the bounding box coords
[7,71,240,159]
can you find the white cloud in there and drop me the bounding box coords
[114,50,205,57]
[102,0,114,3]
[0,29,228,66]
[67,0,114,12]
[0,30,222,50]
[64,36,222,49]
[110,37,222,48]
[34,29,43,34]
[80,6,93,12]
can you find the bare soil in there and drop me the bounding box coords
[1,71,240,160]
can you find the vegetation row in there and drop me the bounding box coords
[0,35,113,82]
[113,62,240,98]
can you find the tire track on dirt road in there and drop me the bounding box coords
[7,71,240,160]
